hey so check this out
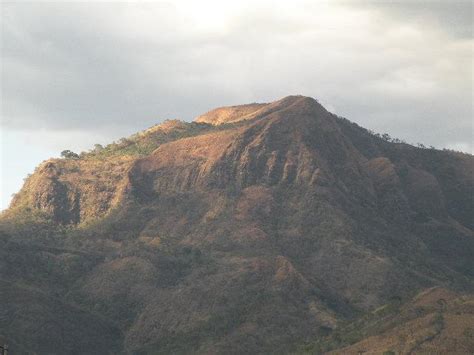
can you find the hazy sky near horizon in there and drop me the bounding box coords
[1,0,473,209]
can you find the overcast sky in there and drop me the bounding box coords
[1,0,473,209]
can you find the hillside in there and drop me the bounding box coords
[1,95,473,354]
[300,287,474,354]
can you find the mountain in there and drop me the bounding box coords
[1,95,473,354]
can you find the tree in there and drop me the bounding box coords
[93,144,104,152]
[60,150,80,159]
[118,137,132,147]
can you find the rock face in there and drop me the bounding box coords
[8,156,134,224]
[1,95,473,354]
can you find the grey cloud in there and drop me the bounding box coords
[1,1,472,151]
[2,2,238,132]
[342,0,472,38]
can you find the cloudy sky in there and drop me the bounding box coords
[1,0,472,209]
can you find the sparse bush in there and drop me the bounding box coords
[463,327,473,338]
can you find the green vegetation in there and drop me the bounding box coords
[56,119,250,162]
[79,120,213,159]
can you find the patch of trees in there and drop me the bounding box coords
[367,130,442,151]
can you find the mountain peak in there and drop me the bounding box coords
[194,102,268,125]
[194,95,323,125]
[275,94,317,104]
